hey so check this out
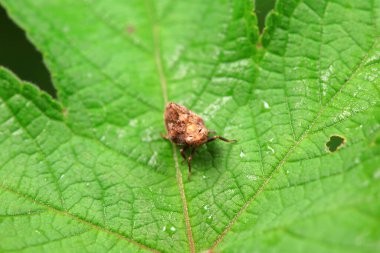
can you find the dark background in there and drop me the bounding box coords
[0,0,276,98]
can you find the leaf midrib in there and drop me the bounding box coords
[144,0,196,252]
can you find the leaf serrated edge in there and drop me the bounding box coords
[0,67,161,253]
[210,34,380,252]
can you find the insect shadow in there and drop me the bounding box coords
[161,102,237,177]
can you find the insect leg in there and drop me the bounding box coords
[207,135,237,143]
[180,145,188,164]
[187,147,197,174]
[160,133,169,140]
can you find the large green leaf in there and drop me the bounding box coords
[0,0,379,252]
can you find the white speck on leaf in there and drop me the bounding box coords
[321,65,334,82]
[167,45,184,68]
[172,64,189,80]
[267,145,275,154]
[117,129,126,139]
[224,124,239,133]
[202,96,232,121]
[336,110,352,122]
[363,70,378,82]
[129,119,138,128]
[322,83,328,97]
[294,100,304,109]
[142,128,154,142]
[262,100,270,110]
[374,170,380,179]
[63,25,70,33]
[240,150,245,158]
[3,118,14,127]
[365,52,380,65]
[148,151,158,166]
[226,189,235,194]
[12,129,23,136]
[206,214,214,223]
[246,175,257,181]
[321,65,334,96]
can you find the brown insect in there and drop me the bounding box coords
[162,102,236,174]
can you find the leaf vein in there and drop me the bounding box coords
[210,34,380,250]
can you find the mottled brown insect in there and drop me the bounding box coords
[162,102,236,174]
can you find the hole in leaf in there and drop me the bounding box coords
[326,135,345,152]
[0,6,56,97]
[255,0,276,33]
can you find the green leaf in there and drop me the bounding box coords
[0,0,379,252]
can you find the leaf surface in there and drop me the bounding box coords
[0,0,380,252]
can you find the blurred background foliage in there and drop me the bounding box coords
[0,0,276,98]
